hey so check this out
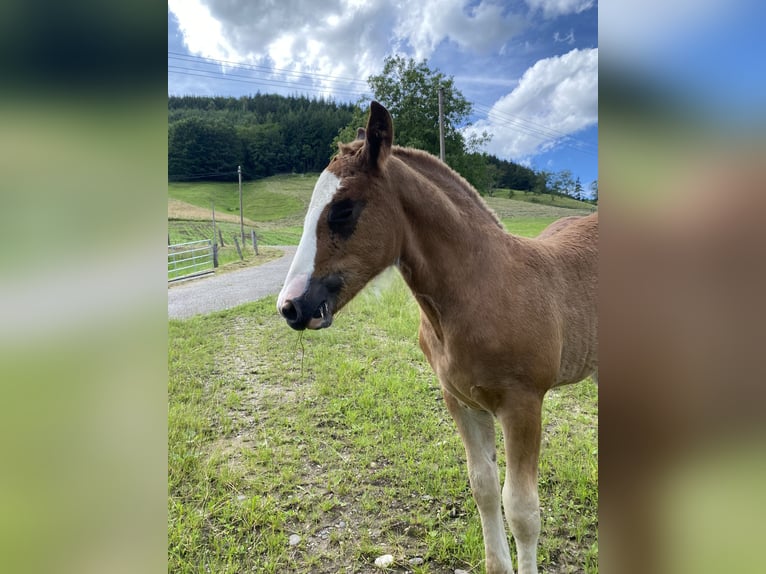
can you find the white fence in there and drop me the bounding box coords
[168,239,214,282]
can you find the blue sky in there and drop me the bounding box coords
[600,0,766,126]
[168,0,598,187]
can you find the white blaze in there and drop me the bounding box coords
[277,170,341,310]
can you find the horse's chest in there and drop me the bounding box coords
[418,324,496,409]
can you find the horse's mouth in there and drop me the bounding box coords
[307,301,333,330]
[279,274,342,331]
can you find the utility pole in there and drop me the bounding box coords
[438,87,445,163]
[238,165,244,245]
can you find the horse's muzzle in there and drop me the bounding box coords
[278,274,342,331]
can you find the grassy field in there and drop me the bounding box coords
[168,175,596,248]
[168,174,598,572]
[491,190,595,210]
[169,275,598,574]
[168,177,310,222]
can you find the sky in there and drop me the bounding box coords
[168,0,598,187]
[600,0,766,123]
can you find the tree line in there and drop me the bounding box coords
[168,57,595,203]
[168,94,357,180]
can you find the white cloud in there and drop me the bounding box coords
[465,48,597,160]
[525,0,595,18]
[167,0,238,61]
[394,0,526,59]
[168,0,393,93]
[554,29,575,45]
[168,0,529,95]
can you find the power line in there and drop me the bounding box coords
[472,102,598,156]
[168,67,371,99]
[168,51,597,158]
[168,51,370,88]
[167,51,371,99]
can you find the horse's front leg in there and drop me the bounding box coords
[443,389,515,574]
[497,390,544,574]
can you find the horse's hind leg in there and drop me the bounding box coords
[497,390,543,574]
[443,390,514,574]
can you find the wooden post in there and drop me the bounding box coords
[218,228,225,247]
[211,202,217,246]
[251,229,258,255]
[233,235,243,260]
[238,165,244,245]
[212,243,219,268]
[438,87,445,163]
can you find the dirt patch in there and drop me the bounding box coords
[168,197,259,225]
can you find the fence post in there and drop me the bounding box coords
[211,202,217,247]
[218,228,225,247]
[212,242,219,268]
[251,229,258,255]
[232,235,243,260]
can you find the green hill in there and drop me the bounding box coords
[168,175,597,246]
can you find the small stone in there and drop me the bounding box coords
[454,570,469,574]
[408,557,424,566]
[374,554,394,568]
[288,534,301,546]
[337,521,347,529]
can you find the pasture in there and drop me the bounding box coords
[168,175,595,250]
[168,176,597,573]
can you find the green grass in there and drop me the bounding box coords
[502,217,560,238]
[495,189,596,210]
[169,273,598,573]
[168,176,596,251]
[168,174,316,223]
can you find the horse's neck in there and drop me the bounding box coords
[391,153,514,335]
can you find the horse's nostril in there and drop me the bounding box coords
[281,300,298,321]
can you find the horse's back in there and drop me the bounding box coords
[533,212,598,385]
[537,211,598,242]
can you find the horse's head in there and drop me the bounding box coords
[277,101,400,330]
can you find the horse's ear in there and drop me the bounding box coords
[364,101,393,168]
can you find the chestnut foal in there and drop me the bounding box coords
[277,102,597,574]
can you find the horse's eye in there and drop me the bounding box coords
[328,199,355,225]
[327,198,363,237]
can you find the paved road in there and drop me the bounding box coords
[168,246,296,320]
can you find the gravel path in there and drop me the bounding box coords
[168,246,296,320]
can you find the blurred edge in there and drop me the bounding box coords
[600,2,766,573]
[2,1,765,573]
[0,2,167,574]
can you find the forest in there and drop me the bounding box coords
[168,94,356,180]
[168,93,593,201]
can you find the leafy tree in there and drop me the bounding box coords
[533,171,552,195]
[574,177,584,201]
[168,94,355,180]
[547,169,573,198]
[367,55,474,157]
[340,55,497,191]
[168,117,241,180]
